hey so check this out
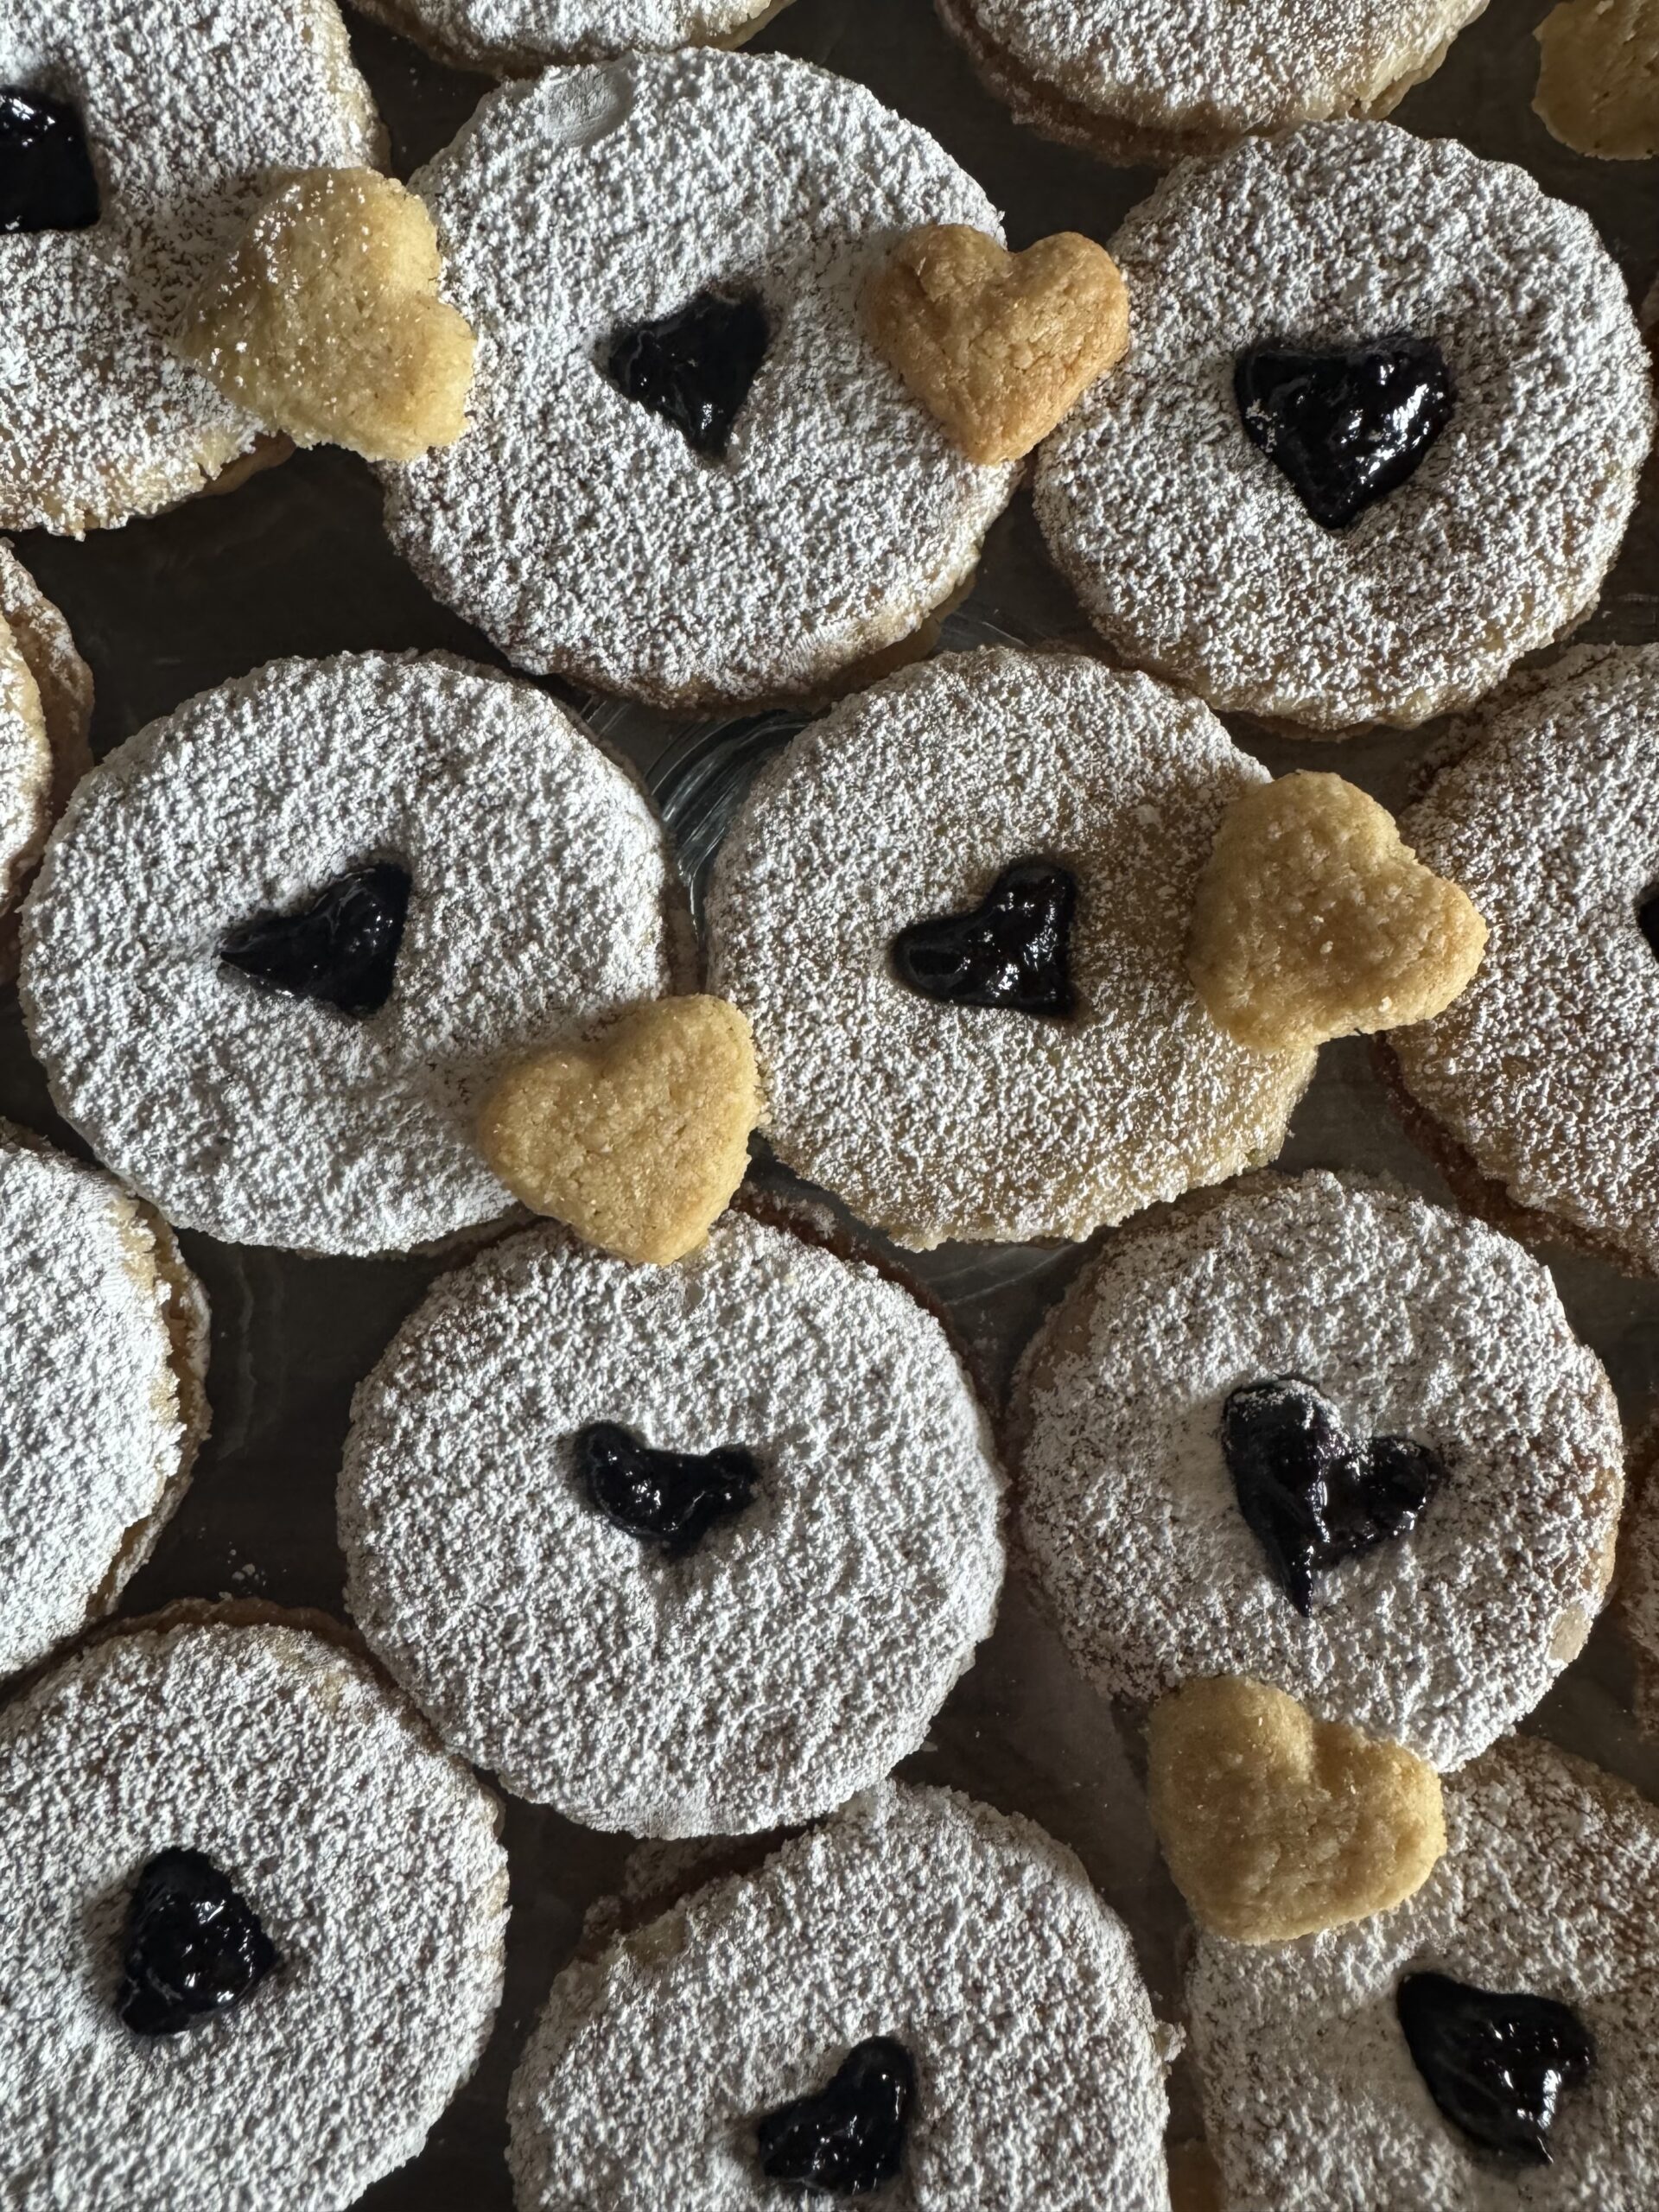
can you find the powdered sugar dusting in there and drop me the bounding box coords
[707,648,1313,1249]
[1016,1173,1624,1769]
[340,1212,1006,1837]
[20,653,677,1255]
[0,625,47,907]
[380,51,1017,709]
[1190,1737,1659,2206]
[356,0,769,71]
[0,1618,507,2210]
[511,1783,1173,2209]
[1035,124,1653,730]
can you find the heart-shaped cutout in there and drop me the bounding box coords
[867,225,1129,465]
[181,168,475,463]
[0,86,99,233]
[574,1421,760,1557]
[756,2037,917,2195]
[1187,772,1486,1054]
[1397,1972,1595,2165]
[477,995,759,1267]
[1147,1677,1446,1943]
[602,290,771,459]
[891,856,1077,1015]
[1235,335,1455,530]
[1222,1376,1446,1617]
[219,861,410,1018]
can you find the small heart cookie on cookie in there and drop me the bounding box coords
[477,996,760,1266]
[867,225,1129,464]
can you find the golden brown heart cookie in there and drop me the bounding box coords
[1147,1676,1446,1943]
[866,225,1129,465]
[1186,772,1486,1054]
[180,168,475,464]
[477,997,760,1267]
[1535,0,1659,158]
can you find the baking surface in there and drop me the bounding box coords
[5,0,1659,2199]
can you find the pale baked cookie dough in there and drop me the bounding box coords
[0,1613,508,2211]
[1014,1173,1624,1769]
[378,51,1018,710]
[1623,1437,1659,1732]
[340,1211,1005,1835]
[0,1123,207,1685]
[21,653,681,1255]
[351,0,786,75]
[1035,124,1653,732]
[937,0,1488,166]
[0,542,92,976]
[707,648,1314,1250]
[0,0,381,534]
[1189,1738,1659,2207]
[1535,0,1659,160]
[1387,647,1659,1275]
[510,1783,1173,2209]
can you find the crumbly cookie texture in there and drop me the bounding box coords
[1624,1440,1659,1733]
[1014,1171,1624,1770]
[1034,124,1653,730]
[1188,774,1486,1053]
[0,1616,508,2212]
[181,170,474,464]
[1190,1736,1659,2208]
[511,1783,1173,2209]
[351,0,779,73]
[1536,0,1659,156]
[478,996,758,1265]
[1147,1676,1446,1943]
[0,545,94,981]
[0,621,48,919]
[866,226,1128,464]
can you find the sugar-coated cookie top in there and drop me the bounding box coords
[359,0,771,71]
[380,51,1016,708]
[20,652,677,1255]
[1190,1737,1659,2207]
[0,621,47,908]
[1017,1173,1624,1768]
[1035,124,1652,729]
[511,1783,1173,2209]
[340,1211,1004,1835]
[0,1618,507,2212]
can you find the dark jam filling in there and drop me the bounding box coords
[1637,887,1659,959]
[756,2037,916,2196]
[0,87,99,232]
[575,1421,760,1558]
[1221,1376,1446,1616]
[118,1848,279,2037]
[1235,335,1455,531]
[1397,1972,1594,2165]
[602,290,771,459]
[891,858,1077,1018]
[219,861,410,1018]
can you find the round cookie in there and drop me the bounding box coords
[0,1123,207,1684]
[1386,647,1659,1276]
[1014,1172,1624,1769]
[0,541,93,976]
[1035,124,1653,732]
[339,1209,1005,1835]
[351,0,786,75]
[378,51,1018,710]
[510,1782,1173,2209]
[1189,1736,1659,2206]
[0,1,381,534]
[20,652,682,1255]
[0,1612,507,2211]
[937,0,1487,166]
[706,647,1315,1250]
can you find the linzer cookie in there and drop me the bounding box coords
[0,541,92,981]
[1035,124,1653,731]
[350,0,786,73]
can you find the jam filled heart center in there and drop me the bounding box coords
[118,1847,280,2037]
[1235,335,1455,531]
[1397,1971,1594,2166]
[1221,1376,1446,1615]
[891,857,1077,1016]
[602,289,771,458]
[575,1421,760,1557]
[756,2036,916,2196]
[0,87,99,233]
[219,861,411,1018]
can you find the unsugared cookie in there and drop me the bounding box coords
[707,647,1314,1249]
[1035,124,1652,731]
[351,0,785,73]
[1014,1173,1624,1769]
[340,1210,1004,1834]
[510,1783,1173,2208]
[1535,0,1659,159]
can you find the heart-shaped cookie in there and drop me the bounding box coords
[867,225,1129,465]
[477,996,759,1267]
[1147,1676,1446,1943]
[181,168,475,464]
[1187,772,1486,1053]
